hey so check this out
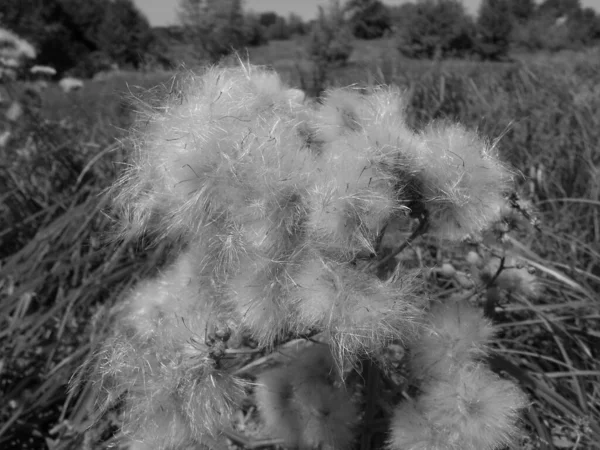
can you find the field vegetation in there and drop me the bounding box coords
[1,0,600,449]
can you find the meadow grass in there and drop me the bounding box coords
[0,43,599,449]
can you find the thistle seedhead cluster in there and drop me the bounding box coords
[255,344,358,450]
[93,64,528,450]
[390,301,528,450]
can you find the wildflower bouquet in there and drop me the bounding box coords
[90,64,530,450]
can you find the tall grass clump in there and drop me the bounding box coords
[0,71,172,449]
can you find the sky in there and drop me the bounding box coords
[133,0,600,27]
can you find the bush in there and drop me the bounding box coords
[347,0,391,39]
[306,0,354,66]
[568,7,600,46]
[304,0,354,95]
[509,0,536,22]
[511,10,600,52]
[178,0,248,63]
[510,0,600,52]
[510,15,570,51]
[243,13,269,47]
[288,13,308,36]
[95,0,154,70]
[264,16,291,41]
[395,0,476,59]
[476,0,513,60]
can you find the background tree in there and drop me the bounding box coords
[565,7,600,46]
[476,0,513,60]
[394,0,476,59]
[288,13,307,36]
[258,12,278,28]
[244,12,268,47]
[306,0,353,66]
[511,0,600,51]
[538,0,582,18]
[60,0,107,47]
[0,0,155,75]
[262,14,291,40]
[508,0,536,22]
[305,0,354,96]
[0,0,98,75]
[97,0,154,70]
[178,0,247,63]
[347,0,391,39]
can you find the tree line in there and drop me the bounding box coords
[1,0,599,77]
[392,0,600,60]
[0,0,159,76]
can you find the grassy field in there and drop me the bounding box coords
[1,39,599,449]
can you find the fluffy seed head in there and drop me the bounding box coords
[308,88,403,259]
[412,123,513,240]
[410,300,494,381]
[291,256,423,365]
[255,344,358,450]
[389,364,527,450]
[112,64,311,243]
[419,363,528,449]
[93,247,248,447]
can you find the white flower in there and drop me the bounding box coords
[30,65,56,76]
[58,77,84,93]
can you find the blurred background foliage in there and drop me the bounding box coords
[0,0,599,78]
